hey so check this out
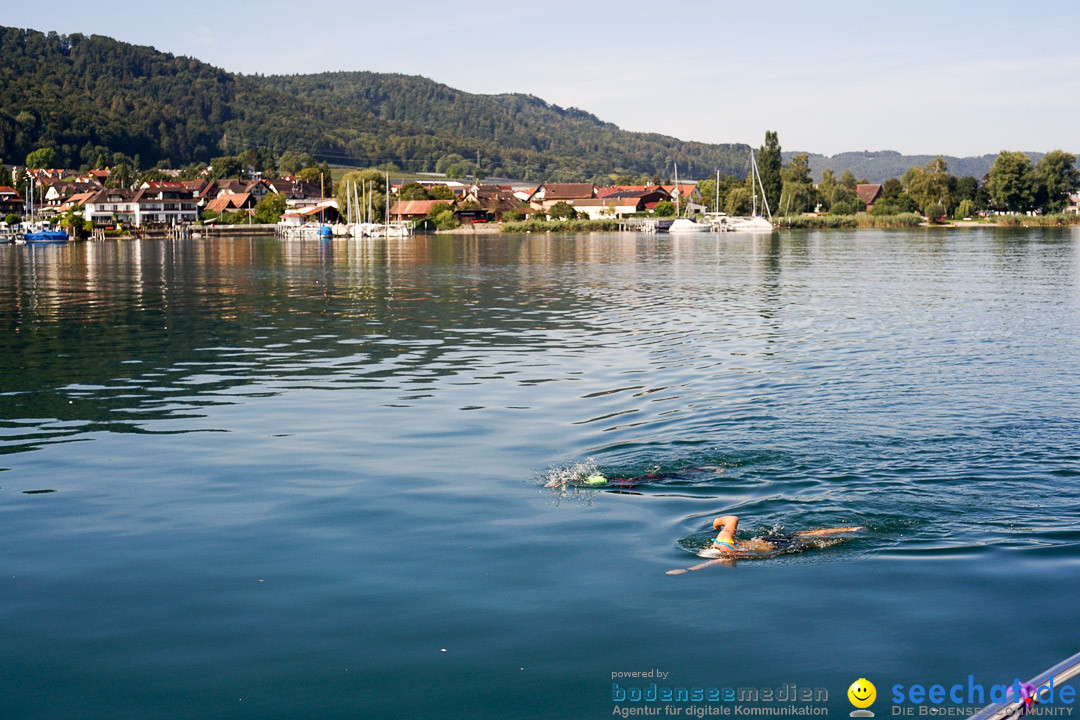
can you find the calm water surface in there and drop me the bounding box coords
[2,229,1080,719]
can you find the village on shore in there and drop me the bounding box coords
[2,147,1079,239]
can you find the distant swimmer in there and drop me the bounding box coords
[544,466,723,489]
[666,515,863,574]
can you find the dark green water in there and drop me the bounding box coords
[2,230,1079,719]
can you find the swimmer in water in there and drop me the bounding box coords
[666,515,863,574]
[544,466,723,489]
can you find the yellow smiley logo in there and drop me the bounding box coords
[848,678,876,709]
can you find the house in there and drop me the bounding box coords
[1066,191,1080,214]
[279,198,340,224]
[513,186,538,202]
[205,193,255,214]
[133,185,199,226]
[83,188,139,226]
[83,186,198,227]
[264,178,322,200]
[855,184,883,209]
[56,191,97,214]
[44,181,103,208]
[660,184,704,211]
[600,188,671,208]
[527,183,597,209]
[388,199,454,221]
[0,186,23,215]
[571,197,645,220]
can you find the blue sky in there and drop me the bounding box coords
[8,1,1078,157]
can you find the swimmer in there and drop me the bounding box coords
[666,515,863,574]
[544,466,724,488]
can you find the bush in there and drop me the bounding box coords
[4,213,20,225]
[829,199,865,215]
[502,209,525,222]
[252,193,287,224]
[869,194,920,215]
[777,213,922,229]
[432,208,458,231]
[548,201,577,220]
[922,202,946,223]
[503,219,621,233]
[653,200,676,217]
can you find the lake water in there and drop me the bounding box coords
[2,229,1080,719]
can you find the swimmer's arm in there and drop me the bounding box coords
[666,558,734,575]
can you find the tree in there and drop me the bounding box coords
[838,169,858,190]
[209,156,244,181]
[903,157,955,214]
[653,200,676,217]
[336,169,387,223]
[817,169,837,212]
[25,147,58,169]
[276,151,316,176]
[724,188,751,217]
[954,176,979,203]
[0,163,12,187]
[780,153,817,214]
[108,162,136,188]
[954,199,977,219]
[253,193,287,224]
[881,178,903,199]
[758,131,782,215]
[398,182,429,201]
[984,151,1035,212]
[427,185,455,200]
[548,201,577,220]
[1033,150,1079,213]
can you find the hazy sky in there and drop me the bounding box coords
[8,1,1079,157]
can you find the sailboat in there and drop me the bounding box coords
[22,175,68,243]
[666,163,712,234]
[725,148,774,233]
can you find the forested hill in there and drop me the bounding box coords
[0,26,749,180]
[254,71,750,179]
[788,150,1047,184]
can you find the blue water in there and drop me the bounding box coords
[2,230,1079,719]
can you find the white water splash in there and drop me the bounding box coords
[542,459,600,488]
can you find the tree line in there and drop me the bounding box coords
[695,132,1079,219]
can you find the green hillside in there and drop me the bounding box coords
[788,150,1050,184]
[0,26,749,181]
[255,71,750,179]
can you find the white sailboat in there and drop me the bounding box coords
[666,163,712,234]
[725,149,774,233]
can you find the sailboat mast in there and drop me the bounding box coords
[750,150,756,217]
[674,163,680,217]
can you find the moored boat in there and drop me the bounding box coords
[667,218,713,233]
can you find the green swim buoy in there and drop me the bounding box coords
[585,474,607,485]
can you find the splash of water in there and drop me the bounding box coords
[542,459,601,488]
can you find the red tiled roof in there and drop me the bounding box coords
[57,191,96,211]
[541,183,596,200]
[855,184,883,205]
[388,200,453,217]
[206,193,252,213]
[661,184,698,197]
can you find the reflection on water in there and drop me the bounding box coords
[2,230,1080,719]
